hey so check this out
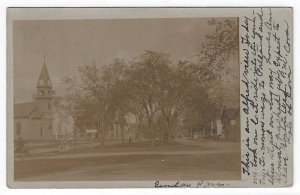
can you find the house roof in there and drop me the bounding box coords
[30,109,53,119]
[14,102,37,118]
[14,102,53,119]
[222,108,239,119]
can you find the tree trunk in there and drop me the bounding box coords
[101,123,106,147]
[74,119,77,150]
[189,119,193,139]
[98,118,105,147]
[149,123,154,147]
[121,124,125,144]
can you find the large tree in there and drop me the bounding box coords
[101,58,131,143]
[125,51,171,145]
[188,18,239,109]
[61,18,239,145]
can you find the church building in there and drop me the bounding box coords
[14,60,55,141]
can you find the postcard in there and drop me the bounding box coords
[6,7,293,188]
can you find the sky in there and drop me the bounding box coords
[13,18,238,103]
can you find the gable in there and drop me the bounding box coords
[31,109,54,119]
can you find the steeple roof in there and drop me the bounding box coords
[37,60,52,88]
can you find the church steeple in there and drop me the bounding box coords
[37,55,52,88]
[36,56,53,100]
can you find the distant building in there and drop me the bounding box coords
[14,60,54,141]
[221,108,240,142]
[53,111,74,140]
[106,113,136,142]
[210,119,223,138]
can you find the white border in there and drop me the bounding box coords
[1,0,299,195]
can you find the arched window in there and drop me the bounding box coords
[39,90,45,96]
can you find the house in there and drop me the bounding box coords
[53,111,74,140]
[14,60,55,141]
[210,119,223,139]
[105,113,136,142]
[221,108,240,142]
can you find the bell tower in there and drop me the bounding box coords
[35,55,54,111]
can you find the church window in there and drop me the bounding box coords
[48,123,52,130]
[16,122,21,135]
[40,127,43,137]
[40,90,45,96]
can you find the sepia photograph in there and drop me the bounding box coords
[11,16,241,182]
